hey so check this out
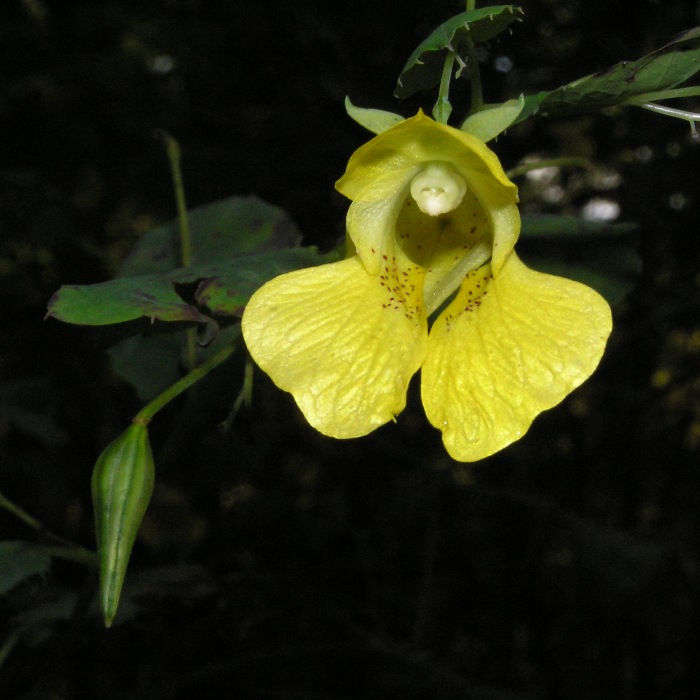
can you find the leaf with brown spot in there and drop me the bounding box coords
[46,276,210,326]
[517,27,700,122]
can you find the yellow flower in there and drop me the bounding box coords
[242,112,612,461]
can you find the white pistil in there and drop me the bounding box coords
[410,162,467,216]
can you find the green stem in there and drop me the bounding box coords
[432,52,455,124]
[0,489,97,567]
[0,488,44,532]
[506,156,591,180]
[625,86,700,103]
[35,544,97,568]
[634,102,700,141]
[637,102,700,121]
[466,0,476,11]
[220,353,254,432]
[0,633,19,672]
[625,87,700,139]
[464,24,483,115]
[159,132,192,268]
[134,339,239,424]
[156,129,196,368]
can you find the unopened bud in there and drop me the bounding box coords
[91,422,155,627]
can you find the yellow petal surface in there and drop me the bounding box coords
[336,112,520,277]
[421,253,613,462]
[242,256,428,439]
[344,169,418,276]
[395,189,492,315]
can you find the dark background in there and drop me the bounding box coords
[1,0,699,698]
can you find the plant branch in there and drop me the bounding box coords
[0,489,97,567]
[155,129,197,368]
[432,51,455,124]
[506,156,591,180]
[134,339,239,424]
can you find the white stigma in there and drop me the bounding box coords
[410,162,467,216]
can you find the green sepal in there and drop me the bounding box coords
[344,96,405,135]
[91,422,155,627]
[460,95,524,141]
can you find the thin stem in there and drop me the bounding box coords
[432,51,455,124]
[34,544,97,568]
[464,35,483,115]
[0,489,97,567]
[220,354,254,432]
[156,129,197,368]
[637,102,700,121]
[134,339,239,424]
[625,86,700,103]
[231,357,254,414]
[625,86,700,140]
[635,102,700,141]
[158,131,192,268]
[464,0,481,114]
[506,156,591,180]
[0,633,19,673]
[0,488,44,532]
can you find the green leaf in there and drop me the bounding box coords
[344,96,405,134]
[517,27,700,123]
[177,248,340,316]
[518,215,641,305]
[46,195,332,400]
[460,95,524,141]
[101,244,325,402]
[46,275,211,326]
[0,541,52,595]
[47,247,336,326]
[394,6,522,99]
[119,195,302,277]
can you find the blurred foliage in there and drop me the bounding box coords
[1,0,700,698]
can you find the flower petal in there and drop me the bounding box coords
[395,188,492,315]
[242,256,428,439]
[344,170,418,275]
[337,111,515,200]
[421,253,612,461]
[336,111,520,276]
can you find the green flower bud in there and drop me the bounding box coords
[91,421,154,627]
